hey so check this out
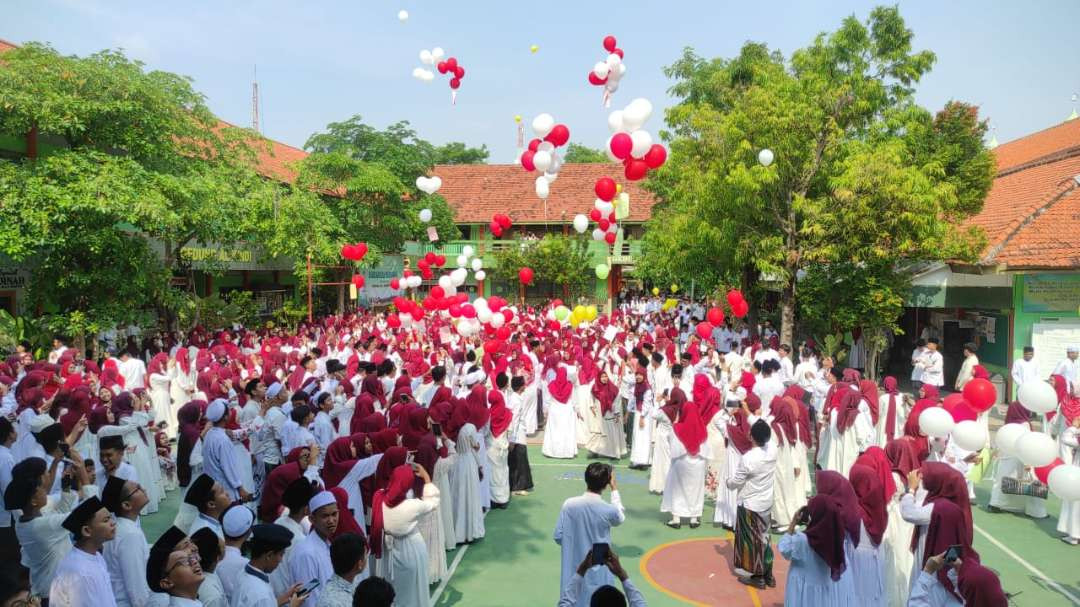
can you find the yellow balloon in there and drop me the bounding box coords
[652,287,660,296]
[514,115,522,123]
[615,183,622,193]
[530,44,539,53]
[586,305,598,321]
[670,284,679,293]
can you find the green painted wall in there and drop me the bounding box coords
[1011,273,1080,362]
[907,285,1012,308]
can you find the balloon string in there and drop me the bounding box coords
[602,89,611,108]
[451,91,457,105]
[516,123,524,148]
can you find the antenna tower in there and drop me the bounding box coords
[252,65,260,132]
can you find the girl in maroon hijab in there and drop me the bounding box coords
[541,366,579,460]
[487,389,512,508]
[880,376,903,443]
[585,369,624,459]
[778,496,856,603]
[661,391,710,528]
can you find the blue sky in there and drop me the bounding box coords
[5,0,1078,162]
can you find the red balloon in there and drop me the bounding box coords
[434,255,446,267]
[453,66,465,79]
[520,150,536,171]
[644,144,667,169]
[624,158,648,181]
[496,326,511,341]
[545,124,570,147]
[552,299,563,307]
[588,71,607,86]
[962,378,996,412]
[726,290,744,306]
[445,57,458,70]
[390,278,400,290]
[421,268,433,280]
[607,212,616,223]
[386,314,401,328]
[437,61,448,74]
[609,133,632,160]
[350,274,365,289]
[448,304,462,318]
[589,208,602,222]
[732,300,749,319]
[449,77,461,90]
[456,293,469,304]
[488,296,505,311]
[594,177,617,202]
[707,307,725,325]
[422,297,438,311]
[461,304,477,319]
[497,214,512,230]
[519,267,534,285]
[602,35,617,52]
[424,252,436,264]
[598,219,610,231]
[613,48,624,59]
[410,309,424,322]
[483,324,496,337]
[416,259,429,271]
[403,269,413,278]
[695,321,714,340]
[547,319,561,331]
[942,395,978,423]
[340,244,354,260]
[490,221,501,235]
[354,242,368,260]
[431,286,445,299]
[501,309,514,323]
[604,232,616,245]
[1035,458,1065,484]
[528,138,542,152]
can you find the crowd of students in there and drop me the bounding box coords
[3,294,1074,606]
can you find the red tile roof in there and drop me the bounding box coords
[969,119,1080,269]
[0,39,17,53]
[432,163,657,224]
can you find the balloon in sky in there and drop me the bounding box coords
[398,10,408,22]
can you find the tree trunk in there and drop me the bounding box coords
[337,269,346,315]
[780,273,796,347]
[741,264,759,337]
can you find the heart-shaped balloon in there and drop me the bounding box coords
[415,176,442,195]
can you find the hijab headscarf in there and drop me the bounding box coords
[357,412,388,433]
[815,470,862,546]
[804,495,848,581]
[659,387,683,423]
[1004,400,1032,425]
[591,371,619,415]
[771,396,799,446]
[466,384,489,429]
[782,385,813,447]
[321,436,358,488]
[693,374,721,424]
[727,394,759,455]
[258,450,306,522]
[370,464,416,558]
[957,559,1008,607]
[858,379,879,425]
[855,446,897,502]
[329,486,365,539]
[488,390,512,438]
[922,500,978,600]
[399,407,430,449]
[849,463,887,545]
[348,394,377,434]
[835,389,863,434]
[177,399,206,487]
[547,367,573,404]
[884,437,922,479]
[919,461,973,539]
[882,376,900,439]
[631,370,651,411]
[672,392,707,457]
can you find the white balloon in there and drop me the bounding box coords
[918,407,954,438]
[415,176,441,195]
[471,258,483,272]
[607,110,625,133]
[532,113,555,137]
[543,171,558,183]
[994,422,1030,457]
[758,148,775,167]
[443,282,456,296]
[419,50,433,65]
[593,61,610,79]
[422,71,434,82]
[439,275,453,290]
[546,309,556,321]
[1049,464,1080,501]
[477,307,493,323]
[398,10,409,21]
[412,67,425,79]
[489,312,504,328]
[594,199,614,214]
[622,98,653,131]
[1018,380,1058,414]
[462,245,475,257]
[1016,431,1058,467]
[616,63,627,78]
[951,420,987,452]
[537,141,555,154]
[456,255,468,268]
[474,270,486,282]
[533,150,552,173]
[605,53,622,69]
[399,313,412,327]
[605,80,619,93]
[473,297,487,310]
[419,208,432,223]
[573,214,589,233]
[549,153,563,174]
[605,135,621,161]
[535,176,550,200]
[451,268,467,286]
[629,130,653,158]
[592,228,605,241]
[431,47,445,61]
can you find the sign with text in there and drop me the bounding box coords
[1022,274,1080,313]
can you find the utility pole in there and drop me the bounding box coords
[252,65,260,133]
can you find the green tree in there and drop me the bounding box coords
[642,6,993,351]
[432,141,489,165]
[491,235,593,301]
[562,143,610,164]
[0,43,279,339]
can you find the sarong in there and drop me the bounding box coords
[734,505,773,580]
[508,443,534,491]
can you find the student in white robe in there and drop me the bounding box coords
[714,392,761,529]
[752,360,785,416]
[100,392,162,514]
[878,441,919,606]
[9,455,96,600]
[218,503,256,601]
[271,477,315,597]
[691,371,726,502]
[190,527,227,607]
[371,464,440,607]
[96,435,138,497]
[553,462,625,600]
[558,548,647,607]
[728,420,778,589]
[877,377,907,446]
[769,396,806,528]
[900,462,974,592]
[147,353,172,428]
[987,401,1047,518]
[584,369,626,460]
[287,492,338,607]
[486,389,512,508]
[311,393,336,468]
[543,367,579,459]
[661,390,711,528]
[49,496,117,607]
[101,477,151,607]
[185,474,230,540]
[506,376,535,494]
[448,400,485,544]
[848,464,887,605]
[231,523,309,607]
[648,391,676,494]
[169,348,196,436]
[200,399,251,503]
[824,387,874,475]
[1058,415,1080,544]
[779,496,857,607]
[319,435,383,525]
[625,367,654,469]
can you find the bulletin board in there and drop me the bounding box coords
[1031,322,1080,379]
[973,313,1009,368]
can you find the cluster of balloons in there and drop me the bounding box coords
[574,176,623,246]
[453,244,487,282]
[489,214,512,238]
[340,242,368,261]
[996,417,1080,500]
[519,113,571,199]
[413,47,445,83]
[692,292,748,340]
[586,35,627,106]
[607,98,667,181]
[725,289,749,319]
[435,55,466,95]
[390,273,423,291]
[920,386,996,450]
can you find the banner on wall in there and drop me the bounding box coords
[1022,274,1080,313]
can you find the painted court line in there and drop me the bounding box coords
[430,542,469,605]
[638,534,762,606]
[973,523,1080,605]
